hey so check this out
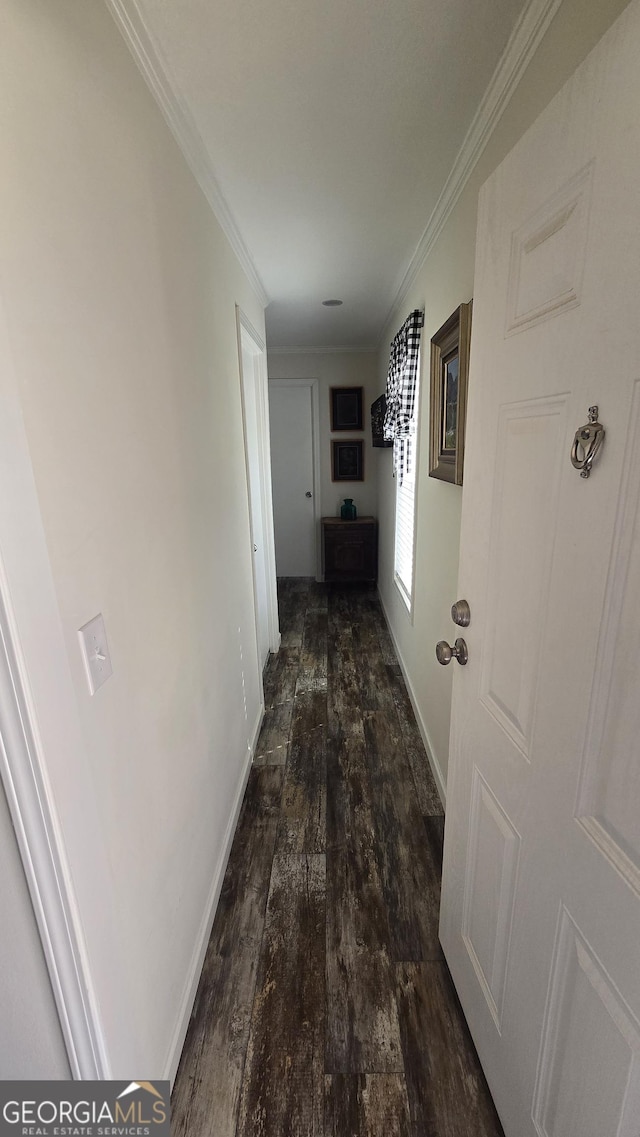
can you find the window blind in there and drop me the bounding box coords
[394,436,417,607]
[383,309,423,612]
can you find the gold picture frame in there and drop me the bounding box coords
[428,301,472,485]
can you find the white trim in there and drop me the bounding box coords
[163,741,254,1084]
[381,0,563,333]
[237,309,281,655]
[0,300,110,1077]
[0,591,109,1078]
[247,700,266,761]
[393,570,413,616]
[105,0,269,309]
[238,309,265,354]
[269,378,322,582]
[378,589,447,808]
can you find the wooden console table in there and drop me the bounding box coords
[322,517,378,584]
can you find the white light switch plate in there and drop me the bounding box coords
[78,613,113,695]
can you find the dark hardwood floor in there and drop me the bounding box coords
[171,579,503,1137]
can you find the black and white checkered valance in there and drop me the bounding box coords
[383,308,424,483]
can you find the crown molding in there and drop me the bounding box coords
[381,0,563,339]
[267,344,378,356]
[105,0,269,308]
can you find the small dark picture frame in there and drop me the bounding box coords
[331,386,363,431]
[371,394,393,448]
[429,301,472,485]
[332,439,364,481]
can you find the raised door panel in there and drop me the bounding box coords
[533,908,640,1137]
[505,164,593,336]
[480,397,567,759]
[462,768,520,1029]
[576,380,640,894]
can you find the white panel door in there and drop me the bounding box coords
[440,7,640,1137]
[269,381,316,577]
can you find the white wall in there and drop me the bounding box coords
[377,0,630,797]
[0,0,265,1077]
[267,352,381,522]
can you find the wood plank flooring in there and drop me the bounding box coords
[171,579,504,1137]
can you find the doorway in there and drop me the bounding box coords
[268,379,321,578]
[237,311,280,671]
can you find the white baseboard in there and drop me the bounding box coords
[377,592,447,809]
[163,712,262,1085]
[248,700,265,761]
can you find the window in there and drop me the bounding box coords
[383,309,423,614]
[394,400,419,612]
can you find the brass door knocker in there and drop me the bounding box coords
[571,406,605,479]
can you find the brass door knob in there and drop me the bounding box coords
[436,638,468,666]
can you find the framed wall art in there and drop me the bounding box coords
[332,439,364,481]
[428,301,472,485]
[371,393,392,448]
[330,386,363,431]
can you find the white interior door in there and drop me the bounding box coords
[238,314,279,670]
[440,7,640,1136]
[269,380,318,577]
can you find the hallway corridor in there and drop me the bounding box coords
[171,580,503,1136]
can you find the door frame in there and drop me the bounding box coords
[268,377,322,582]
[0,297,109,1077]
[236,308,280,656]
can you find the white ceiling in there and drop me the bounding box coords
[111,0,536,349]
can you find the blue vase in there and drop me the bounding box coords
[341,498,357,520]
